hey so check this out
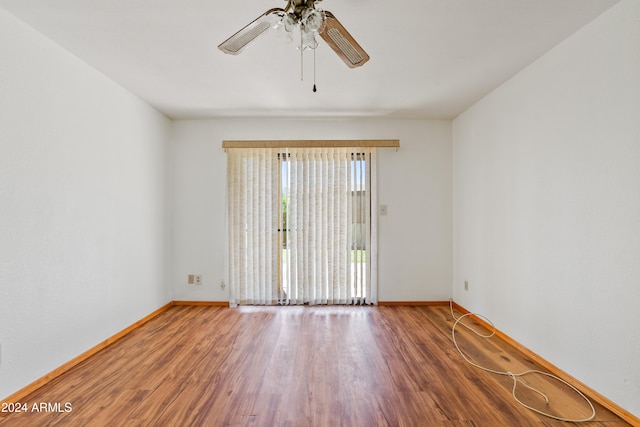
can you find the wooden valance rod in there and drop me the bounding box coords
[222,139,400,150]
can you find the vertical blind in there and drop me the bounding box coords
[227,146,377,306]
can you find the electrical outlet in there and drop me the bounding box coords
[220,281,226,290]
[188,274,195,285]
[464,280,469,291]
[195,275,202,285]
[379,205,388,216]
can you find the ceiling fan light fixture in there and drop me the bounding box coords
[300,26,318,50]
[282,13,297,32]
[302,8,325,32]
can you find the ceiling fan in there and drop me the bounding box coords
[218,0,369,69]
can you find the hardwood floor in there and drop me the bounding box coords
[0,305,630,426]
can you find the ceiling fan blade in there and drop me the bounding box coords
[319,11,369,68]
[218,8,284,55]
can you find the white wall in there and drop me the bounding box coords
[170,118,452,302]
[0,9,172,400]
[453,0,640,415]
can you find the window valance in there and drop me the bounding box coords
[222,139,399,150]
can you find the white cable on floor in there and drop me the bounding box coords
[449,300,596,422]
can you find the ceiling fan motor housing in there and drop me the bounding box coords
[288,0,322,23]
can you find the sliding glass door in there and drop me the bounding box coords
[228,147,377,306]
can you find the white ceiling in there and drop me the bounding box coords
[0,0,619,120]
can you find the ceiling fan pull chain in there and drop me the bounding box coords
[313,46,317,92]
[300,26,304,81]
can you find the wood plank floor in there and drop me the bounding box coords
[0,305,630,426]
